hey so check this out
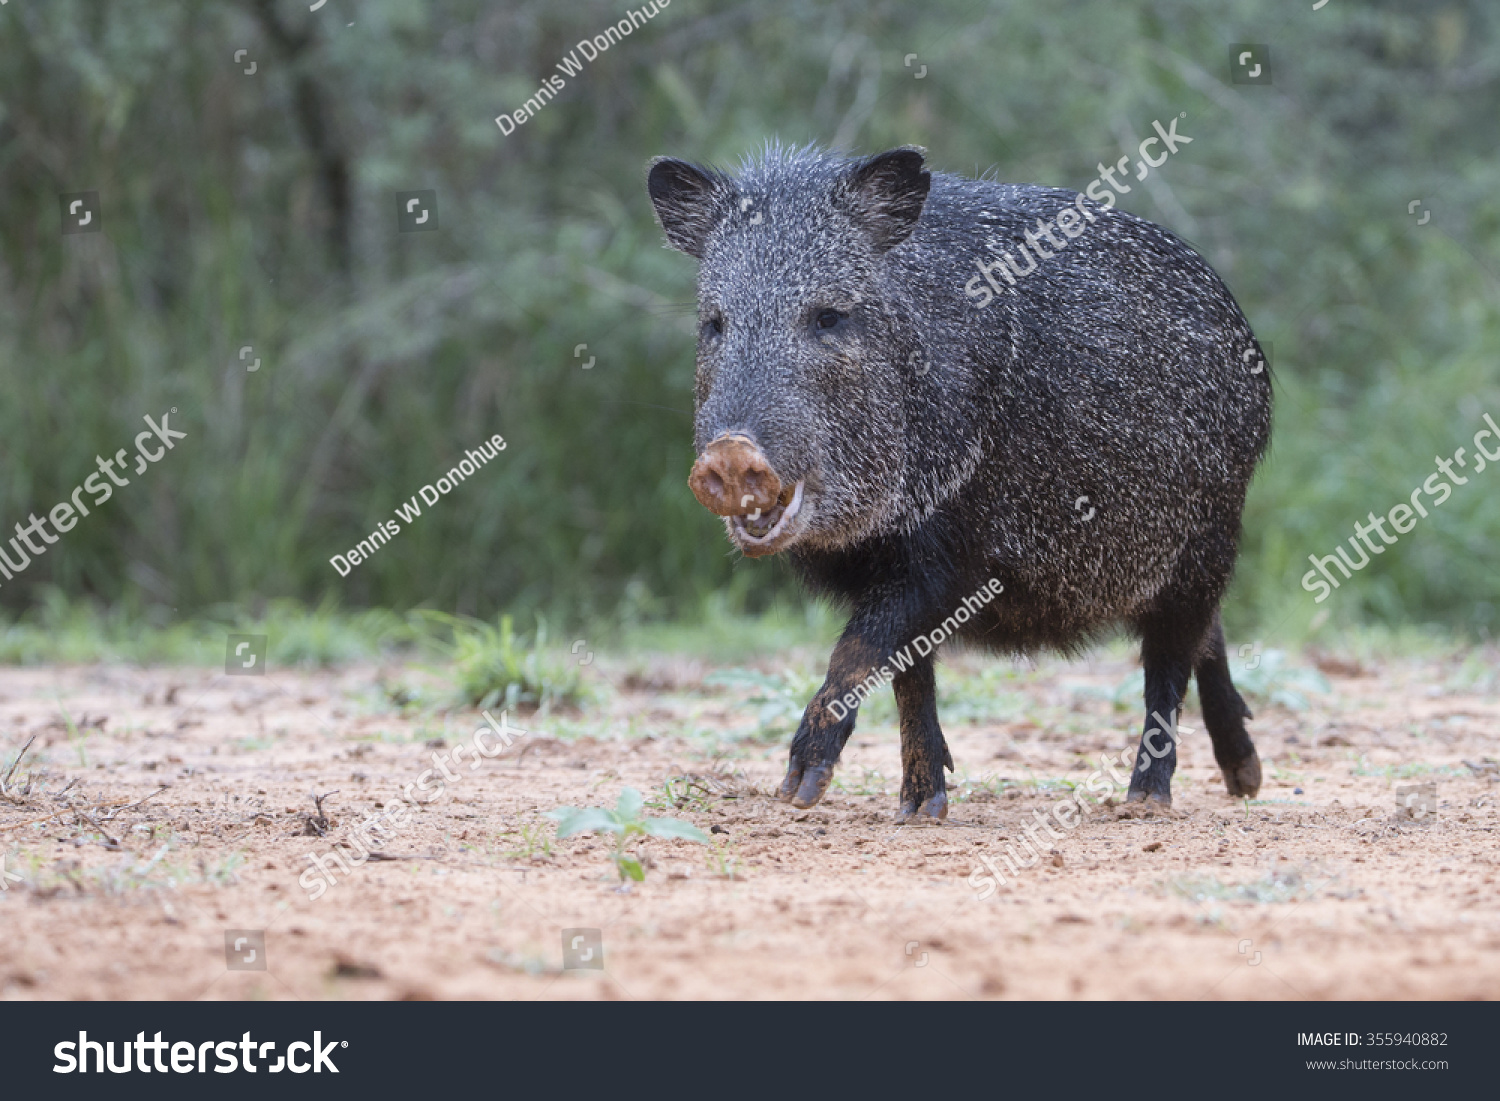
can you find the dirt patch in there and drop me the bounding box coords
[1,652,1497,1000]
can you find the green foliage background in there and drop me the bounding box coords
[0,0,1496,641]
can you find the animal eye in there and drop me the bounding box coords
[704,315,724,338]
[814,309,844,331]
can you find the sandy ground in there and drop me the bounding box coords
[1,647,1497,1001]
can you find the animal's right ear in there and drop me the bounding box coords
[647,157,730,259]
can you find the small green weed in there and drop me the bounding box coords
[548,787,709,884]
[412,611,589,713]
[501,821,554,859]
[706,837,740,880]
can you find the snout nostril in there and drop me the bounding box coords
[690,434,782,516]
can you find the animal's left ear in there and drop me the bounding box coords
[835,146,931,253]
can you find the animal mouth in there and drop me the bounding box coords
[729,480,804,554]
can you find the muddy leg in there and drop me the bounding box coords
[1194,611,1262,797]
[893,656,953,821]
[779,632,884,809]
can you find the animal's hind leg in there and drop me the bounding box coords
[1194,610,1261,797]
[1126,609,1207,807]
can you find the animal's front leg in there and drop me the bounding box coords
[894,656,952,821]
[779,631,891,809]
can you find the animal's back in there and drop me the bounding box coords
[865,173,1272,644]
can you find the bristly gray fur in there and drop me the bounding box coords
[650,143,1270,650]
[647,142,1271,813]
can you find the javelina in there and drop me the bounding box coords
[646,143,1270,819]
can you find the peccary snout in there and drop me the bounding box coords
[688,434,807,555]
[688,434,781,516]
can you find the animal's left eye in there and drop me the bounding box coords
[814,309,845,331]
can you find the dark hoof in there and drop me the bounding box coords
[777,767,800,802]
[896,790,948,822]
[780,762,834,809]
[1222,749,1262,798]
